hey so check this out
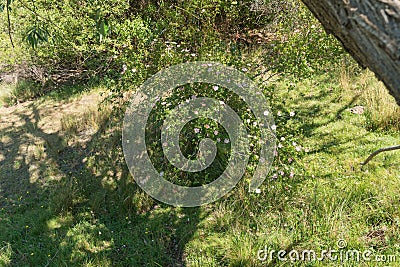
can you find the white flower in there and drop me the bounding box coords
[255,188,261,194]
[271,125,277,131]
[290,111,296,117]
[224,139,230,144]
[213,85,219,91]
[194,128,200,133]
[122,64,127,74]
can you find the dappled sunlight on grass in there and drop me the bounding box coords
[0,65,399,265]
[0,58,399,267]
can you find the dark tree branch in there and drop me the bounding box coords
[361,145,400,166]
[6,0,14,48]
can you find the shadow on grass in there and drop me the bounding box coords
[1,71,385,265]
[0,102,202,266]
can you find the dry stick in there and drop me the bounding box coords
[361,145,400,166]
[6,0,14,48]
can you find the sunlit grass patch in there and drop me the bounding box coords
[340,65,400,131]
[0,243,13,266]
[61,104,111,137]
[1,80,42,106]
[360,71,400,131]
[0,82,13,107]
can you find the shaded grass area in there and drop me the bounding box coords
[0,68,399,266]
[0,92,204,266]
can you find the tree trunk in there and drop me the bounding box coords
[301,0,400,105]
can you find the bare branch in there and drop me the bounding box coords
[361,145,400,166]
[6,0,14,48]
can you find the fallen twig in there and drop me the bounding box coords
[361,145,400,166]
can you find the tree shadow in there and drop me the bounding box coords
[0,101,202,266]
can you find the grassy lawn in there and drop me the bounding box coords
[0,66,399,266]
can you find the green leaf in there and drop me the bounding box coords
[98,19,109,41]
[25,25,49,49]
[100,20,109,36]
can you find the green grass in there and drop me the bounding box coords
[0,82,13,107]
[0,65,399,266]
[2,0,398,264]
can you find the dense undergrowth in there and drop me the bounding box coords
[1,0,400,266]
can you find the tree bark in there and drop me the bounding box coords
[301,0,400,105]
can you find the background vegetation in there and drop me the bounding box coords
[0,0,399,266]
